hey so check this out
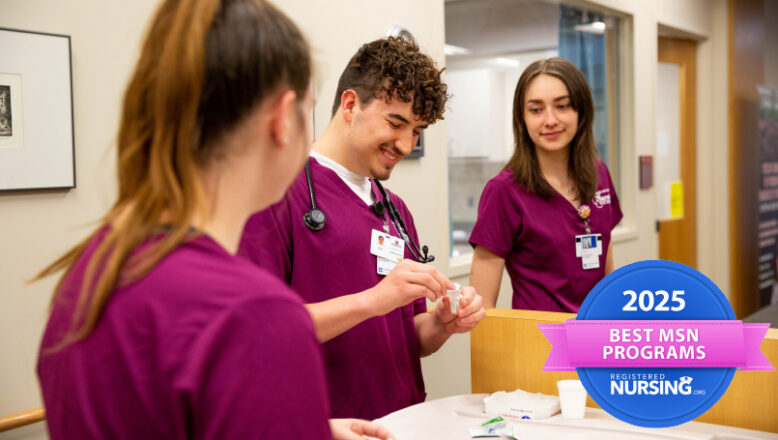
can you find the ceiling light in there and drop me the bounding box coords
[573,20,606,35]
[444,44,471,56]
[492,57,520,67]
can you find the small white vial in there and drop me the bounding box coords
[447,283,462,315]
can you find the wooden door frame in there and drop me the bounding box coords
[657,37,698,268]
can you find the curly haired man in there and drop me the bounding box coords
[239,37,486,419]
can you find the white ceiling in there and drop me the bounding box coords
[445,0,561,57]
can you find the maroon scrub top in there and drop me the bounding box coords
[38,230,332,440]
[469,161,623,312]
[239,157,427,420]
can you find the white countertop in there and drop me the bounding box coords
[374,394,778,440]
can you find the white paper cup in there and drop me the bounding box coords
[557,380,587,419]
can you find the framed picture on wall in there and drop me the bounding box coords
[0,27,75,191]
[407,132,424,158]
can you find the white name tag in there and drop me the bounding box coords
[370,228,404,262]
[575,234,602,270]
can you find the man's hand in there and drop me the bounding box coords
[366,259,453,316]
[305,260,454,342]
[330,418,394,440]
[434,285,486,334]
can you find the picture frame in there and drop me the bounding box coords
[0,27,75,191]
[407,132,425,159]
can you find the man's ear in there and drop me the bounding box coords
[339,90,359,123]
[270,89,297,148]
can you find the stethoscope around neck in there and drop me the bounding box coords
[303,161,435,263]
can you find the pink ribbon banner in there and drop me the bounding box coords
[538,320,773,371]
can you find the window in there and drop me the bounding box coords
[445,0,624,257]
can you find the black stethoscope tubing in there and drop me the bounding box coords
[303,161,434,263]
[303,161,327,231]
[373,180,434,263]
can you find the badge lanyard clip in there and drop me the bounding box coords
[578,204,592,233]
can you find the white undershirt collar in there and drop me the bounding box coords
[310,150,375,206]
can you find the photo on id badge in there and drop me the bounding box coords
[370,229,403,262]
[576,234,602,269]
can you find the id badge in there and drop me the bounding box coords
[575,234,602,270]
[370,229,404,262]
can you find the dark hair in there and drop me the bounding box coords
[36,0,311,346]
[331,37,448,124]
[198,0,311,156]
[505,57,599,201]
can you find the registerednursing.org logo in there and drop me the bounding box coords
[539,261,773,428]
[609,373,694,396]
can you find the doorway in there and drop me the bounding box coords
[656,37,697,267]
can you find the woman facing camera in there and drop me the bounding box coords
[35,1,390,439]
[469,57,622,312]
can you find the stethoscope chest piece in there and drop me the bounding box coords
[303,208,326,232]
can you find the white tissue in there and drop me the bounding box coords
[483,389,560,420]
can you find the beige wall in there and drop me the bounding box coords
[700,0,731,296]
[0,1,160,438]
[0,0,733,438]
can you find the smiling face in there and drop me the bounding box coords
[522,73,579,156]
[345,95,428,180]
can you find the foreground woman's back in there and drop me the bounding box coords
[39,230,330,438]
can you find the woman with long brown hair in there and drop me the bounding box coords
[469,57,622,312]
[35,0,391,438]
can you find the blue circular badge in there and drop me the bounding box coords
[576,260,736,427]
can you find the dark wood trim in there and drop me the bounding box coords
[728,0,764,318]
